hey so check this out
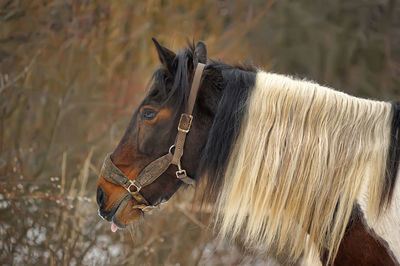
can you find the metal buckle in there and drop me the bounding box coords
[177,114,193,133]
[126,180,141,193]
[176,169,187,179]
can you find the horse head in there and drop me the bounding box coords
[96,39,229,229]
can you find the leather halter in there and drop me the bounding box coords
[100,63,205,211]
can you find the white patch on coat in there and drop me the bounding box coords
[357,168,400,262]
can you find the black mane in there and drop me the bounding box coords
[198,63,256,199]
[384,102,400,208]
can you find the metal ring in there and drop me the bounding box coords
[176,169,187,179]
[126,180,141,193]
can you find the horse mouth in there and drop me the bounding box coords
[111,216,127,231]
[106,194,144,231]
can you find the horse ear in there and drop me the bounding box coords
[152,38,176,74]
[194,41,207,64]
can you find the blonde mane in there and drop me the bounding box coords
[215,72,392,264]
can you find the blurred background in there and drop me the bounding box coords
[0,0,399,265]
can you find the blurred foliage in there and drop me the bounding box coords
[0,0,399,265]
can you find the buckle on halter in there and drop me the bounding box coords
[126,180,141,193]
[177,114,193,133]
[176,169,187,179]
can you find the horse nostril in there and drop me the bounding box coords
[96,186,106,207]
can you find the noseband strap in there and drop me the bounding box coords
[100,63,205,211]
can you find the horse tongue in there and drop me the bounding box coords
[111,222,118,233]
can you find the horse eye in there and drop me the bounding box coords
[141,109,158,120]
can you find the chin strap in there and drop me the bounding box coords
[100,63,205,211]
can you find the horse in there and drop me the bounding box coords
[96,39,400,265]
